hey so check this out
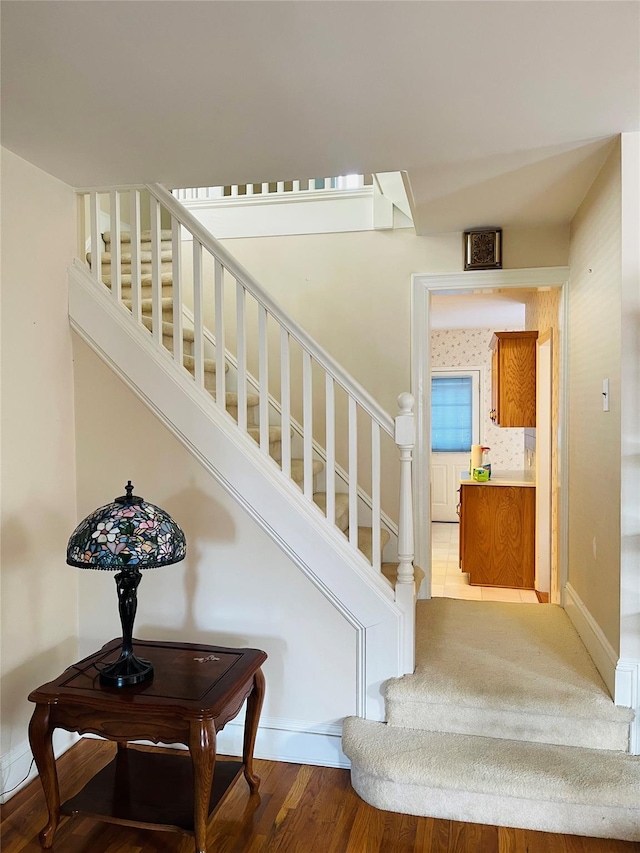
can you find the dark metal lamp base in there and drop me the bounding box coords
[99,651,154,687]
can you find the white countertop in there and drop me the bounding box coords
[459,470,536,487]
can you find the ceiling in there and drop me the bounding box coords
[2,1,638,235]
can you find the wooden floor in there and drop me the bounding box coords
[2,739,638,853]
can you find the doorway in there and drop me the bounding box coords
[412,267,569,603]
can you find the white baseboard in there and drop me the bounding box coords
[84,716,349,770]
[217,715,349,769]
[0,731,78,804]
[616,659,640,756]
[564,583,618,696]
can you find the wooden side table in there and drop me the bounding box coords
[28,638,267,853]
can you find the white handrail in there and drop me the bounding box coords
[145,183,394,436]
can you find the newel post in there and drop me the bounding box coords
[395,392,415,585]
[395,392,415,674]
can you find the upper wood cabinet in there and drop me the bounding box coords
[490,331,538,427]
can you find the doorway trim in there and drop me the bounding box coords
[411,266,570,597]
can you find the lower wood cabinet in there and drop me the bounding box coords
[459,484,535,589]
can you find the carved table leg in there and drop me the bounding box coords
[28,704,60,848]
[189,718,217,853]
[243,668,265,793]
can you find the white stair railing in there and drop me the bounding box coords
[172,174,368,202]
[77,184,416,657]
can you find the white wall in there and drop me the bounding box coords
[0,148,79,797]
[567,140,622,658]
[72,339,356,766]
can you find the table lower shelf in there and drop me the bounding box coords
[61,748,244,836]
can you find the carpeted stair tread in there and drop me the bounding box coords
[141,315,195,341]
[313,492,350,531]
[182,353,229,374]
[290,458,324,485]
[216,391,260,408]
[123,297,174,315]
[381,562,426,589]
[384,598,633,751]
[342,718,640,840]
[247,425,283,444]
[104,272,174,287]
[349,526,390,562]
[103,229,173,243]
[89,250,174,264]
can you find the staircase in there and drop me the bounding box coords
[71,182,421,722]
[343,598,640,841]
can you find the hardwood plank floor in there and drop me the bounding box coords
[2,739,638,853]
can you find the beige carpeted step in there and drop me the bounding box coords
[103,229,173,243]
[384,598,633,751]
[247,425,284,462]
[103,272,174,287]
[348,526,390,563]
[342,718,640,842]
[290,458,324,486]
[141,315,195,342]
[312,492,350,532]
[89,250,174,264]
[123,296,174,317]
[381,562,426,590]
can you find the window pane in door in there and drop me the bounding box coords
[431,376,473,452]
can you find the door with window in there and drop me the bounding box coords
[431,370,481,522]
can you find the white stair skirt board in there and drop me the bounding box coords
[384,598,633,751]
[342,719,640,842]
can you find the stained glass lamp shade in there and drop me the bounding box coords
[67,481,186,687]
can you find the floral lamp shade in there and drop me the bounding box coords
[67,482,186,569]
[67,481,186,687]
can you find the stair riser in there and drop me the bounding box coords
[350,768,640,843]
[385,703,631,752]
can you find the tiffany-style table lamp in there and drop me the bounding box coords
[66,481,186,687]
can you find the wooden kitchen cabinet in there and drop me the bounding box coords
[490,331,538,427]
[459,483,535,588]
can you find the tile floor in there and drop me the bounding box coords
[430,522,539,604]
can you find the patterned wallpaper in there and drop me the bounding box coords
[430,327,525,470]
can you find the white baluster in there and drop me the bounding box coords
[236,281,247,432]
[150,195,162,345]
[258,304,269,454]
[230,185,239,197]
[192,240,204,388]
[395,392,415,584]
[371,421,381,572]
[277,181,285,194]
[324,177,332,190]
[214,260,226,407]
[349,397,358,548]
[89,191,102,283]
[246,183,254,196]
[292,180,300,193]
[171,218,183,367]
[325,375,336,525]
[129,189,142,325]
[280,327,291,479]
[303,351,313,499]
[109,190,121,303]
[307,178,315,191]
[262,182,269,195]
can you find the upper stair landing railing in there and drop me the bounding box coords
[76,183,416,669]
[172,174,370,203]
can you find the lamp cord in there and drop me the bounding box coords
[1,757,36,797]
